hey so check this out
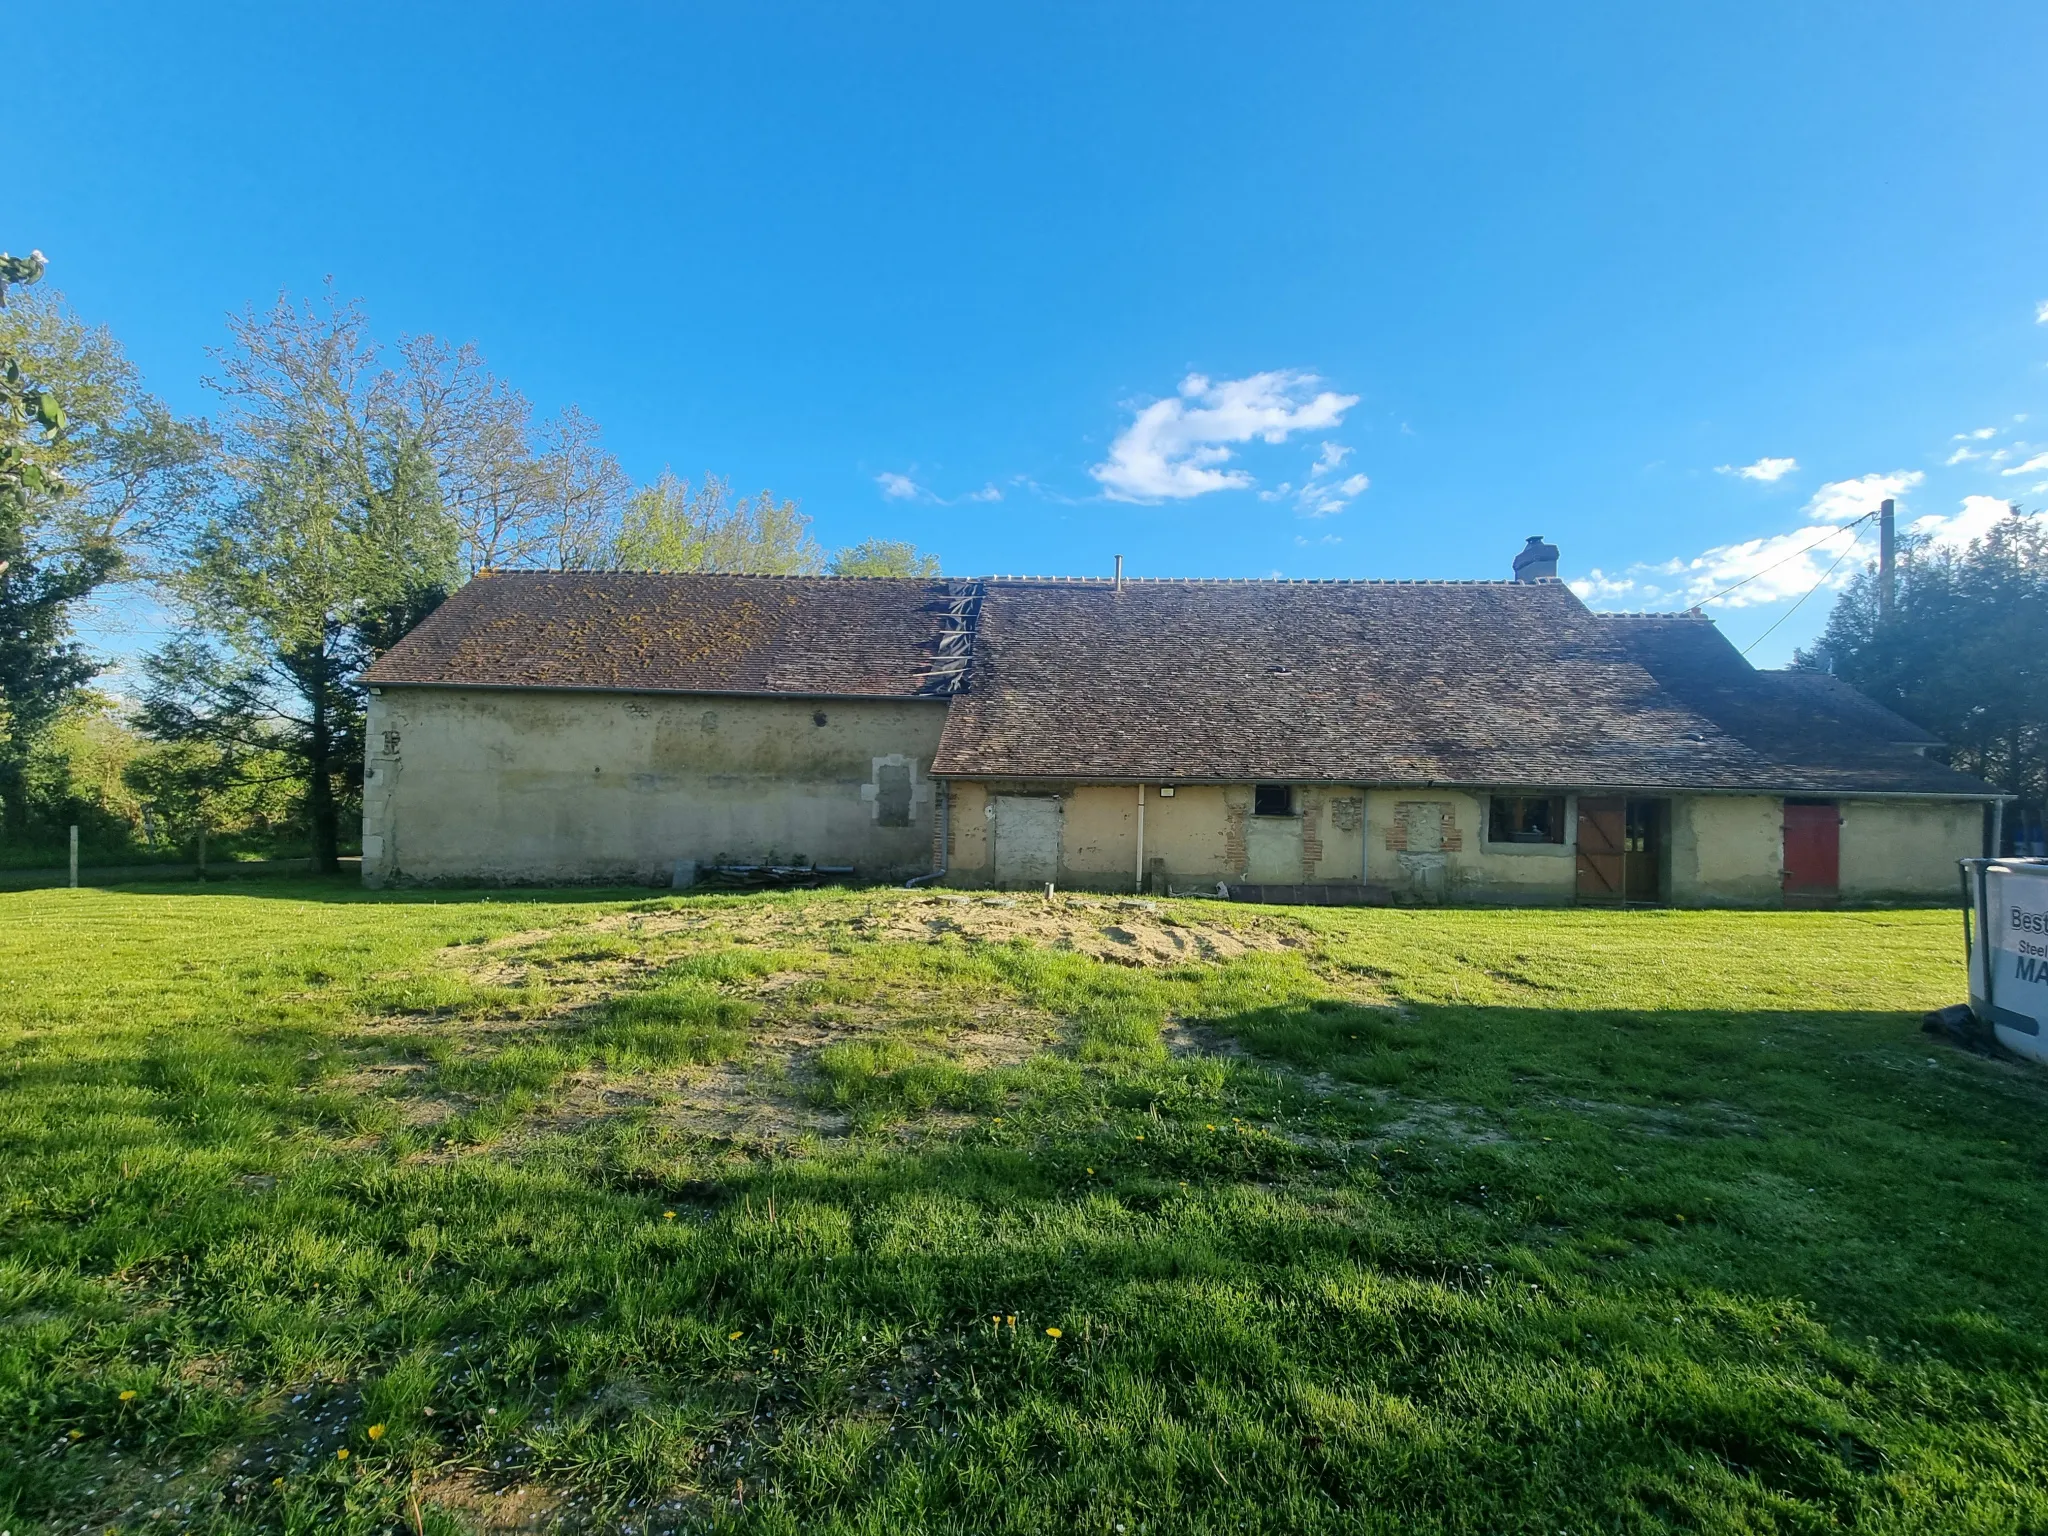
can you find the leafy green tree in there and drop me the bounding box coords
[0,252,210,839]
[147,292,459,871]
[1,251,101,836]
[1798,508,2047,831]
[610,471,824,573]
[830,538,940,577]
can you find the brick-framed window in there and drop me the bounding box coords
[1253,783,1295,818]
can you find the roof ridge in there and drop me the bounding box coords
[980,575,1542,585]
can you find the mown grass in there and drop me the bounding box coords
[1,882,2045,1534]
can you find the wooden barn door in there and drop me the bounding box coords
[1782,800,1840,906]
[1576,797,1626,902]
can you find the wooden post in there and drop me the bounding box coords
[1878,498,1896,622]
[69,824,78,889]
[198,825,208,880]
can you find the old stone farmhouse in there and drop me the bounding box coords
[358,555,1998,905]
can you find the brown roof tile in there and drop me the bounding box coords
[360,571,952,696]
[928,579,1995,796]
[362,571,1996,798]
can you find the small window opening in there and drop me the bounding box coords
[1253,784,1295,818]
[813,711,829,727]
[1488,794,1564,844]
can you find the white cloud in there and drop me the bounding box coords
[1576,519,1874,613]
[2001,451,2048,477]
[1657,525,1871,608]
[1946,446,1983,466]
[1090,370,1359,502]
[1610,474,1919,610]
[1954,426,1998,440]
[1909,494,2027,552]
[1803,469,1922,524]
[1567,569,1645,604]
[1298,472,1370,517]
[876,472,1002,505]
[2037,299,2048,324]
[1718,456,1799,482]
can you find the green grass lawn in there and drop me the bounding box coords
[2,883,2045,1534]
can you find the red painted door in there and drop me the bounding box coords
[1782,800,1840,905]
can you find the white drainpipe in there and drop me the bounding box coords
[1135,783,1147,893]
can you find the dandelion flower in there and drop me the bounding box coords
[118,1390,137,1402]
[990,1314,1001,1323]
[366,1424,385,1441]
[1045,1327,1062,1338]
[272,1477,285,1487]
[729,1330,744,1340]
[1085,1168,1094,1175]
[1135,1134,1144,1141]
[68,1429,83,1440]
[663,1211,676,1220]
[1006,1314,1016,1325]
[336,1448,349,1461]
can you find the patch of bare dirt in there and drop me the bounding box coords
[415,1469,565,1534]
[868,894,1297,965]
[1549,1095,1761,1139]
[1374,1104,1511,1147]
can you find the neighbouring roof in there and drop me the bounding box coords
[927,579,1994,796]
[363,571,1997,798]
[360,572,962,698]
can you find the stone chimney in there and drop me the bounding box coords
[1512,535,1559,583]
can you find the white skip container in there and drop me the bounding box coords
[1963,858,2048,1065]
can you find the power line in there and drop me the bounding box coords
[1740,526,1867,658]
[1694,510,1875,611]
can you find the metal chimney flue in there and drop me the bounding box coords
[1114,554,1124,592]
[1512,535,1560,583]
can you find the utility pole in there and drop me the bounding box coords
[1878,499,1896,622]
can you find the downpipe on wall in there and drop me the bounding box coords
[905,780,951,887]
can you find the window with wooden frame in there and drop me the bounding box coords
[1488,794,1565,845]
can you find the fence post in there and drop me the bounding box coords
[198,826,208,880]
[69,825,78,889]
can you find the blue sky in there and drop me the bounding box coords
[17,0,2048,666]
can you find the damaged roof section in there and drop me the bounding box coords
[928,579,1994,796]
[361,571,958,698]
[362,570,1995,797]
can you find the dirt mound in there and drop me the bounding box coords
[870,894,1295,966]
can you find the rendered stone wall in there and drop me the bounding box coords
[1839,799,1980,900]
[361,687,948,886]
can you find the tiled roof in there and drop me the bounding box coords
[928,580,1995,796]
[1596,613,1979,794]
[360,571,955,697]
[363,571,1996,797]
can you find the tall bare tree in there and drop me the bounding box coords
[389,337,627,576]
